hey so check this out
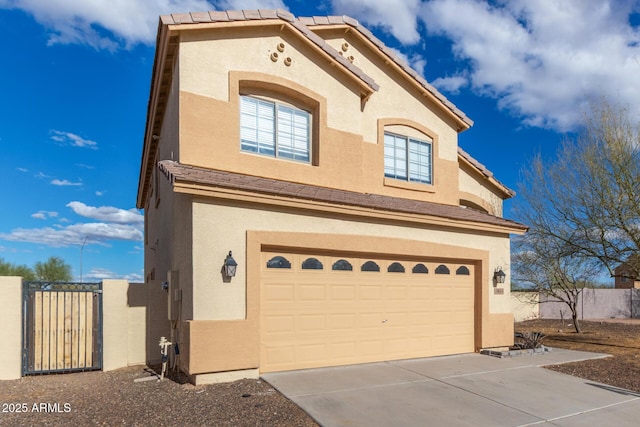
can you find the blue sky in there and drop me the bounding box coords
[0,0,639,282]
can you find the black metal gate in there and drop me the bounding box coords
[22,282,103,375]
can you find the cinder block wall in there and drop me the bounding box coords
[536,289,640,320]
[510,292,539,322]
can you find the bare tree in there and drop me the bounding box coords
[513,100,639,332]
[515,100,640,281]
[512,234,601,333]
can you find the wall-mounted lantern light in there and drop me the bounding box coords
[224,251,238,278]
[494,267,506,284]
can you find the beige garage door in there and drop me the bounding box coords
[260,252,475,372]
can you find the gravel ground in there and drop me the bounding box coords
[515,319,640,393]
[0,366,318,427]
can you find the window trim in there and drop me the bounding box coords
[232,73,325,167]
[384,131,433,185]
[240,95,312,163]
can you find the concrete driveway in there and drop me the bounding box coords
[262,349,640,426]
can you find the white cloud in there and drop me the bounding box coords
[0,223,142,247]
[67,201,143,224]
[51,179,82,186]
[214,0,287,10]
[0,202,143,247]
[17,167,28,172]
[389,47,428,76]
[0,0,216,50]
[95,191,104,196]
[31,211,58,220]
[50,130,98,149]
[331,0,421,44]
[419,0,640,131]
[432,75,468,94]
[83,267,144,282]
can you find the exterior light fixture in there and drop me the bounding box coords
[494,267,506,284]
[224,251,238,278]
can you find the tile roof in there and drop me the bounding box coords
[158,161,526,232]
[158,9,472,128]
[458,147,515,197]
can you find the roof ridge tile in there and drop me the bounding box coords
[208,10,230,21]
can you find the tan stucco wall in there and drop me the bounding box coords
[176,26,461,206]
[0,276,22,380]
[103,280,129,371]
[178,198,514,375]
[459,162,504,216]
[191,199,513,320]
[103,280,152,371]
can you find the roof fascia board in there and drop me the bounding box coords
[137,19,170,207]
[457,150,515,199]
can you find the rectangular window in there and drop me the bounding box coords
[240,96,310,163]
[384,132,432,184]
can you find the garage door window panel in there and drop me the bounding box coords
[387,262,405,273]
[361,261,380,272]
[456,266,470,275]
[301,257,323,270]
[267,256,291,269]
[332,259,353,271]
[435,265,450,274]
[412,264,429,274]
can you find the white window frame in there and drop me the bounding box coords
[384,132,433,185]
[240,95,311,163]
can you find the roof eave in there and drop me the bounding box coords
[458,148,515,199]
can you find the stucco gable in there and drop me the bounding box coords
[458,147,515,199]
[301,15,473,130]
[138,10,475,208]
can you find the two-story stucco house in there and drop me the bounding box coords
[136,9,527,384]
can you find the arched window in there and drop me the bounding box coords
[456,266,470,275]
[387,262,405,273]
[361,261,380,272]
[266,256,291,269]
[435,264,450,275]
[332,259,353,271]
[302,257,323,270]
[412,264,429,274]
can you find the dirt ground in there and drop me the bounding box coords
[0,367,319,427]
[515,318,640,392]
